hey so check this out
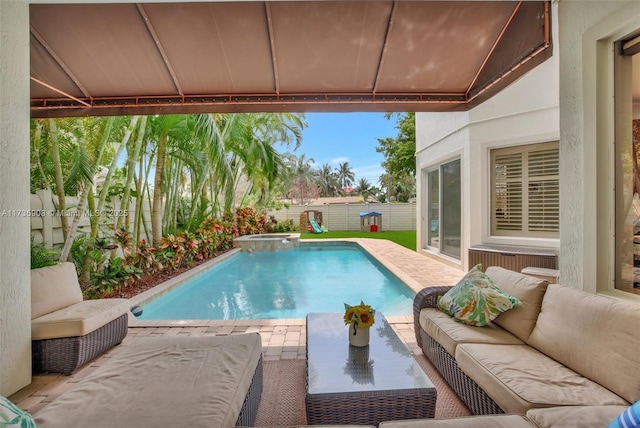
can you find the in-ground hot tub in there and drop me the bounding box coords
[233,233,300,252]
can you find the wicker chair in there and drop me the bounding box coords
[31,262,130,375]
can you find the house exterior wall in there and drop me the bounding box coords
[0,0,32,396]
[558,0,640,297]
[415,2,560,271]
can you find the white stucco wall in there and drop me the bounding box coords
[558,0,640,294]
[415,2,560,269]
[0,0,32,396]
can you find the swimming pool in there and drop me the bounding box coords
[137,242,414,320]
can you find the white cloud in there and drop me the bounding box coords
[353,164,385,184]
[330,157,350,165]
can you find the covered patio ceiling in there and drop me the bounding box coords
[30,1,551,118]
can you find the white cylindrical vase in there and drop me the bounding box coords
[348,324,370,347]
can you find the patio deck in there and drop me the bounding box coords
[9,239,465,420]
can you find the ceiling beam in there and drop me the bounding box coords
[264,2,281,95]
[30,77,91,108]
[465,2,522,100]
[372,0,398,94]
[136,3,184,97]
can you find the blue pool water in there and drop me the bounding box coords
[138,243,414,320]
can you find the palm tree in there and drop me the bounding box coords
[286,153,317,204]
[58,119,99,262]
[188,113,304,224]
[355,177,373,201]
[316,163,339,197]
[336,161,355,193]
[147,115,191,246]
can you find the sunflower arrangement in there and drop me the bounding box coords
[344,301,376,330]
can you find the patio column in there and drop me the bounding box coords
[0,0,32,395]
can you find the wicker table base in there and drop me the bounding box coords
[305,313,436,426]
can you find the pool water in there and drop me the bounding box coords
[138,243,414,320]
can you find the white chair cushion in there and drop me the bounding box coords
[31,262,83,319]
[31,298,130,339]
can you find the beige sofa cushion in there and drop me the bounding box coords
[379,415,536,428]
[32,298,130,339]
[420,308,522,356]
[527,284,640,404]
[486,266,548,341]
[31,262,83,319]
[455,343,628,414]
[35,333,262,428]
[525,405,630,428]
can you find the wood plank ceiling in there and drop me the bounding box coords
[30,1,551,118]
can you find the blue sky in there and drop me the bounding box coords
[284,112,399,186]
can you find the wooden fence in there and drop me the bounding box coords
[267,202,416,231]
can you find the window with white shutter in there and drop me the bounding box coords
[491,142,559,238]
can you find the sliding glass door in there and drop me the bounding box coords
[424,159,461,260]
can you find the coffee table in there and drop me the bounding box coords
[305,312,436,426]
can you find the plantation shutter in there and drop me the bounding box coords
[493,152,523,231]
[528,148,559,232]
[491,142,559,237]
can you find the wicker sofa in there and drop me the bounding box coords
[412,266,640,425]
[31,262,130,375]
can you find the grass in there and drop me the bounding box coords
[300,230,417,251]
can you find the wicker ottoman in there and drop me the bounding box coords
[34,333,263,428]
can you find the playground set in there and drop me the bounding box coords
[360,211,382,232]
[299,210,325,233]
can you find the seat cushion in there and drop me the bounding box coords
[486,266,548,341]
[420,308,522,356]
[525,405,631,428]
[527,284,640,404]
[379,414,536,428]
[31,298,130,339]
[31,262,83,319]
[34,334,263,428]
[455,343,628,414]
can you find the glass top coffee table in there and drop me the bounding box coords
[305,312,436,426]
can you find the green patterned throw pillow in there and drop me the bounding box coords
[437,264,522,326]
[0,395,35,428]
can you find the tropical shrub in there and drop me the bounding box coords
[84,207,268,297]
[228,207,270,236]
[270,218,297,233]
[31,238,59,269]
[88,256,142,298]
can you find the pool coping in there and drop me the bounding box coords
[127,238,440,327]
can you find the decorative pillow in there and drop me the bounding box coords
[609,401,640,428]
[437,264,522,326]
[0,395,36,428]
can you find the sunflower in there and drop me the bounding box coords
[343,306,358,325]
[344,301,375,327]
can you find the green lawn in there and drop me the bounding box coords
[300,230,417,251]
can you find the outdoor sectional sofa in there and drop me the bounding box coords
[412,266,640,427]
[31,262,130,375]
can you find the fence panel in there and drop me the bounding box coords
[31,189,152,248]
[267,202,416,231]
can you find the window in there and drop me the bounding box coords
[424,159,461,260]
[614,32,640,295]
[491,142,559,238]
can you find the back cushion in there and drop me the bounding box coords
[527,284,640,403]
[31,262,83,319]
[487,266,549,341]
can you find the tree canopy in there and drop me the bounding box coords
[376,112,416,177]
